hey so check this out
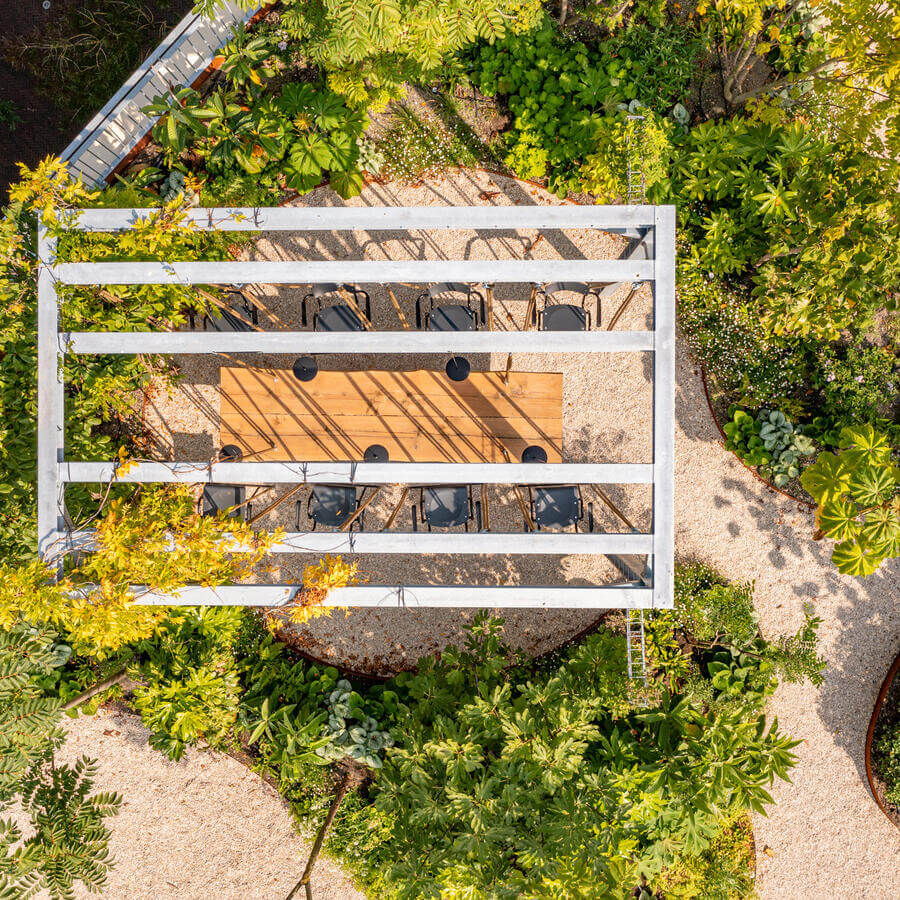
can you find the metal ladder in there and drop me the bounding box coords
[626,609,647,683]
[625,114,647,205]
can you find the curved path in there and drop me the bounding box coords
[82,171,900,895]
[56,707,365,900]
[674,347,900,895]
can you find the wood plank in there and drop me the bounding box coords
[222,368,563,401]
[220,366,564,464]
[219,412,561,441]
[220,382,563,421]
[219,429,561,464]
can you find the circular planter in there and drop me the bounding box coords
[865,650,900,830]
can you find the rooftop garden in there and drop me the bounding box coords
[0,0,898,896]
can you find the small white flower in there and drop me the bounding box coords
[278,40,288,51]
[854,375,864,383]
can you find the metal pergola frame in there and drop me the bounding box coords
[37,204,676,610]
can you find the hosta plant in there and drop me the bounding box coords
[317,679,394,769]
[724,408,814,486]
[800,425,900,577]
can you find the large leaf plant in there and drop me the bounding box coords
[801,425,900,576]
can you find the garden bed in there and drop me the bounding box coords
[867,651,900,831]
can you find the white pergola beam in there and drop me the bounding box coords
[38,204,676,611]
[61,461,655,485]
[126,584,656,608]
[68,530,652,555]
[54,258,653,286]
[651,206,676,609]
[64,205,657,232]
[37,226,63,559]
[65,329,654,355]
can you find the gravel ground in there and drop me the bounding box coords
[132,170,900,894]
[28,707,365,900]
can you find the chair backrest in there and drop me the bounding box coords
[532,485,579,529]
[205,297,257,332]
[201,484,246,518]
[311,484,357,527]
[428,282,477,300]
[422,485,469,528]
[541,282,595,301]
[311,283,341,299]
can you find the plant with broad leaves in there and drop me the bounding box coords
[724,408,814,486]
[218,23,276,93]
[800,425,900,576]
[143,87,214,160]
[317,679,395,769]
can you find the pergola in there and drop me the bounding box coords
[37,204,675,610]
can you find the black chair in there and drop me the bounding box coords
[527,485,594,532]
[190,290,259,331]
[299,485,366,530]
[533,282,600,331]
[302,283,371,331]
[413,485,482,531]
[200,484,251,520]
[416,283,485,331]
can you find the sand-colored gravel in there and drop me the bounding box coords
[28,706,364,900]
[116,169,900,895]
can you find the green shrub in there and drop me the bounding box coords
[144,80,367,198]
[676,248,809,414]
[131,608,246,760]
[873,695,900,807]
[580,109,673,202]
[673,116,900,340]
[470,16,687,197]
[801,425,900,577]
[724,408,815,487]
[655,810,756,899]
[807,342,899,447]
[366,612,801,897]
[602,22,702,113]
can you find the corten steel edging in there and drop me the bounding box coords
[865,650,900,829]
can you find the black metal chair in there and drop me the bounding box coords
[413,485,482,531]
[533,282,600,331]
[302,283,371,331]
[200,484,251,520]
[416,283,485,331]
[527,485,594,532]
[190,290,259,331]
[299,485,366,530]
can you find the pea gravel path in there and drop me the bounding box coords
[52,706,366,900]
[131,170,899,895]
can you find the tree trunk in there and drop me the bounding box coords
[558,0,568,25]
[62,667,131,711]
[284,767,357,900]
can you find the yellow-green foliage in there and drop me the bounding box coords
[580,111,673,203]
[504,0,543,34]
[0,486,274,658]
[655,811,756,899]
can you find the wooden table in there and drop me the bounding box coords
[219,367,563,463]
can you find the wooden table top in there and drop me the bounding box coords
[219,367,563,463]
